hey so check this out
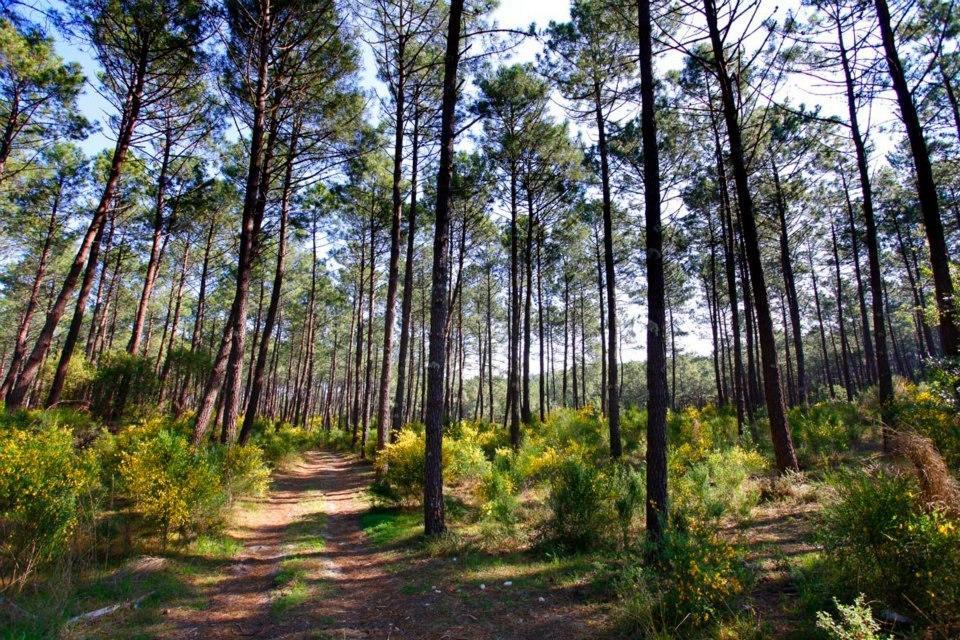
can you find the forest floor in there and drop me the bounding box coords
[63,450,610,639]
[57,449,830,640]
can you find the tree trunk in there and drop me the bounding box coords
[713,124,746,433]
[835,18,894,430]
[5,50,149,410]
[770,155,806,405]
[704,0,798,471]
[239,126,298,443]
[423,0,463,536]
[47,217,106,407]
[639,0,668,542]
[593,82,621,458]
[128,125,173,354]
[875,0,959,356]
[391,107,420,439]
[192,11,273,445]
[0,182,61,398]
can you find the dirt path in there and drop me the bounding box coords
[167,450,603,640]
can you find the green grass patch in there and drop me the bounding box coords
[190,534,243,559]
[271,558,311,616]
[271,580,309,615]
[2,558,200,640]
[274,558,309,586]
[285,511,327,553]
[360,507,422,546]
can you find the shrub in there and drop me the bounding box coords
[617,523,746,633]
[478,467,520,530]
[895,383,960,468]
[252,425,324,466]
[0,425,93,592]
[538,407,607,457]
[119,429,224,543]
[89,351,159,420]
[445,423,492,484]
[819,468,960,627]
[546,458,614,551]
[374,427,489,503]
[672,447,765,522]
[789,402,864,462]
[611,464,644,548]
[815,595,891,640]
[373,429,427,502]
[668,405,740,469]
[215,444,271,502]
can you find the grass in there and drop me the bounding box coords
[285,511,328,554]
[360,507,422,546]
[190,534,244,559]
[270,557,326,616]
[8,557,202,640]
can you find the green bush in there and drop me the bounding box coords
[214,443,270,502]
[0,425,95,592]
[611,464,644,548]
[373,428,427,502]
[819,468,960,627]
[478,467,520,529]
[119,429,224,543]
[895,383,960,468]
[547,458,614,551]
[672,447,765,522]
[374,427,489,504]
[616,523,746,633]
[90,351,159,420]
[789,402,864,463]
[252,424,325,466]
[816,595,891,640]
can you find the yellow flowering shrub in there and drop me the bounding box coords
[617,523,746,633]
[119,429,224,543]
[672,447,766,522]
[0,425,93,591]
[374,427,489,503]
[216,443,271,502]
[819,469,960,627]
[895,383,960,468]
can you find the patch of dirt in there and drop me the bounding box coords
[732,499,821,636]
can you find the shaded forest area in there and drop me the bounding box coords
[2,0,960,637]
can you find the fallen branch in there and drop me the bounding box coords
[64,591,155,626]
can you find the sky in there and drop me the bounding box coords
[31,0,906,364]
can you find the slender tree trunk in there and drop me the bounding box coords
[639,0,668,542]
[5,50,149,410]
[1,183,61,398]
[128,126,173,354]
[714,125,746,433]
[159,243,190,400]
[593,83,621,458]
[835,16,896,421]
[536,226,546,422]
[830,219,854,401]
[239,126,298,442]
[391,109,420,440]
[521,188,534,424]
[192,12,273,445]
[875,0,959,356]
[807,250,835,398]
[594,228,607,415]
[704,0,798,471]
[423,0,463,536]
[508,163,521,445]
[770,155,806,405]
[47,218,106,407]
